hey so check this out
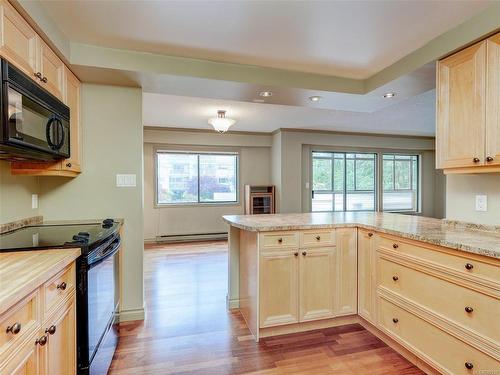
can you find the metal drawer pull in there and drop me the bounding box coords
[6,322,21,335]
[464,263,473,270]
[57,281,67,290]
[277,238,283,243]
[392,275,399,281]
[464,306,474,313]
[302,251,307,256]
[473,157,480,163]
[294,252,298,257]
[35,335,47,346]
[392,318,398,323]
[34,72,42,80]
[392,243,399,249]
[45,325,56,335]
[368,232,373,237]
[315,235,321,241]
[486,156,494,162]
[465,362,474,370]
[41,76,48,83]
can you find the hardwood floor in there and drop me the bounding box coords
[109,241,424,375]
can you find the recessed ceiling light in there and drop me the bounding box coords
[383,92,396,98]
[259,91,273,97]
[309,96,322,102]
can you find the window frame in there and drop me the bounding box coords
[155,150,240,207]
[310,148,422,214]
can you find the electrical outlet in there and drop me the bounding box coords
[475,195,487,212]
[32,194,38,209]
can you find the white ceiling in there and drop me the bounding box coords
[41,0,490,78]
[143,89,436,136]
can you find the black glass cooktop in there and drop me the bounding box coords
[0,220,120,252]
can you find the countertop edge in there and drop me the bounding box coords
[0,248,81,315]
[222,218,499,259]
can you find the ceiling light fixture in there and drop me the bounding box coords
[208,110,236,133]
[383,92,396,98]
[309,96,322,102]
[259,91,273,97]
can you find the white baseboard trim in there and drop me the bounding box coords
[117,306,145,322]
[153,232,228,243]
[227,298,240,309]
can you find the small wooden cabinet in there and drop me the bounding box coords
[436,32,500,173]
[245,186,275,214]
[39,40,65,100]
[357,229,376,324]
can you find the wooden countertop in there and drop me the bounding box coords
[223,212,500,259]
[0,248,81,314]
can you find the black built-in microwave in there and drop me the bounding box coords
[0,58,70,161]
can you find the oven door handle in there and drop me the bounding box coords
[88,237,121,269]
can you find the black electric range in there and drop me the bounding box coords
[0,219,122,375]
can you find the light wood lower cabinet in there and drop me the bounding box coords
[299,247,335,322]
[259,250,299,328]
[357,229,376,323]
[334,228,357,315]
[0,263,77,375]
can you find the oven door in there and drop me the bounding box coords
[3,83,70,158]
[87,237,120,366]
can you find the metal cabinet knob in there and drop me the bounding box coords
[368,232,373,237]
[41,76,48,83]
[464,306,474,313]
[34,72,42,80]
[392,243,399,249]
[45,325,56,335]
[66,162,72,168]
[6,322,21,335]
[486,156,494,162]
[278,238,283,243]
[465,263,474,270]
[392,275,399,281]
[315,236,321,241]
[302,251,307,256]
[35,335,48,346]
[57,281,67,290]
[392,318,399,323]
[294,252,299,257]
[473,157,480,163]
[465,362,474,370]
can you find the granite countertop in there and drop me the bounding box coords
[223,212,500,259]
[0,248,81,314]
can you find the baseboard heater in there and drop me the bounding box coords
[153,232,228,243]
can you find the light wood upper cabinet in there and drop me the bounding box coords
[63,67,82,173]
[259,250,299,328]
[299,247,335,322]
[334,228,357,315]
[357,229,376,324]
[436,32,500,173]
[436,41,486,169]
[0,0,38,78]
[486,33,500,167]
[39,40,64,100]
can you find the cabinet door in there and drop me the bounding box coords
[40,297,76,375]
[486,33,500,166]
[39,40,64,100]
[357,230,375,323]
[62,67,81,173]
[0,334,40,375]
[334,228,357,315]
[436,41,486,169]
[259,250,299,328]
[0,1,38,78]
[299,247,335,322]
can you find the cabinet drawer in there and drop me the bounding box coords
[379,235,500,284]
[378,297,498,375]
[0,290,39,361]
[379,257,499,345]
[300,230,335,248]
[260,232,298,249]
[43,263,75,319]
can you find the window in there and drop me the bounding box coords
[312,152,376,212]
[311,151,420,213]
[156,152,238,205]
[382,154,419,212]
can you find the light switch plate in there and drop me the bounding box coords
[116,174,137,187]
[32,194,38,209]
[475,195,487,211]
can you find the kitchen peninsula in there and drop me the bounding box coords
[223,212,500,375]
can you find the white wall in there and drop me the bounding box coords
[39,84,144,320]
[0,163,40,224]
[143,128,271,240]
[446,174,500,225]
